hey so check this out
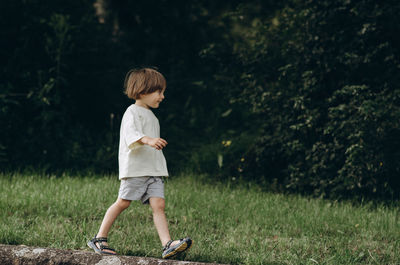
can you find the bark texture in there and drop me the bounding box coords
[0,244,227,265]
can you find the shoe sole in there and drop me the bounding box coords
[163,238,193,259]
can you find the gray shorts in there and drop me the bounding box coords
[118,176,165,204]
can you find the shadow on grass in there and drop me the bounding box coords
[124,250,148,257]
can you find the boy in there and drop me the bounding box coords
[88,68,192,259]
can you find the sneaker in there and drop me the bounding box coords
[162,237,193,259]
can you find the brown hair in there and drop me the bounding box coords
[124,68,166,99]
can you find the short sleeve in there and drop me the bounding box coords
[121,108,146,150]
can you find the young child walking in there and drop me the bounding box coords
[88,68,192,259]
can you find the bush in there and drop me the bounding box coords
[204,0,400,199]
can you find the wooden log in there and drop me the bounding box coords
[0,244,227,265]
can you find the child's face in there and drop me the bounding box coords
[137,89,165,109]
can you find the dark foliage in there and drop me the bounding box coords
[1,0,399,199]
[201,0,400,199]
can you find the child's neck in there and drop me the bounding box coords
[135,100,150,109]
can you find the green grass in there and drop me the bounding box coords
[0,173,399,265]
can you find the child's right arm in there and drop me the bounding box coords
[139,136,168,150]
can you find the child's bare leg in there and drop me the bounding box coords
[96,198,131,253]
[149,197,178,247]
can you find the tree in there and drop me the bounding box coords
[204,0,400,199]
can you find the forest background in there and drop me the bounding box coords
[1,0,399,200]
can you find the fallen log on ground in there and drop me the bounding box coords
[0,244,227,265]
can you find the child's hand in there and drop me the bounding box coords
[140,136,168,150]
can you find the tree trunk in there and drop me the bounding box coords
[0,244,226,265]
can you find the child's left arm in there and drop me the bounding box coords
[138,136,168,150]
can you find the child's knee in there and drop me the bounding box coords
[150,197,165,212]
[116,198,131,210]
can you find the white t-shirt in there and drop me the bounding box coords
[118,104,169,179]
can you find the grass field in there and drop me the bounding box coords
[0,173,399,265]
